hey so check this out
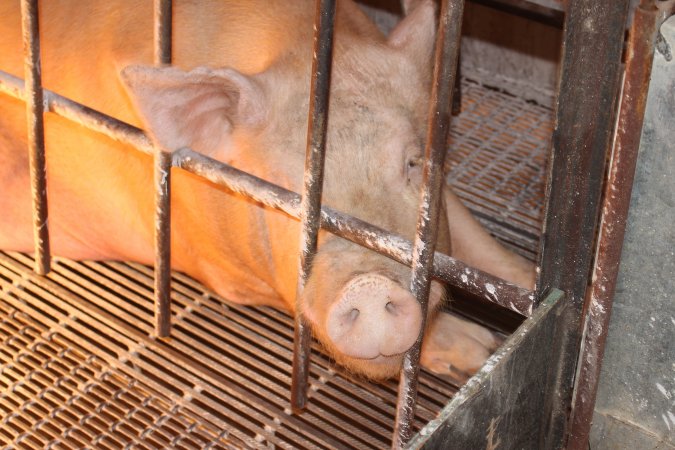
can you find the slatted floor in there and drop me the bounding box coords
[0,80,553,449]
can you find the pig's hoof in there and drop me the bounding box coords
[420,312,500,381]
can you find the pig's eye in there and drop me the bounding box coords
[406,156,424,185]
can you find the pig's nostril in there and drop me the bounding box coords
[327,273,423,360]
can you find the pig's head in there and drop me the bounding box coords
[121,1,447,379]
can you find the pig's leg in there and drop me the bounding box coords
[418,188,535,378]
[420,311,500,378]
[444,187,536,289]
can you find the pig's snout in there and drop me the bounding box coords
[326,274,422,360]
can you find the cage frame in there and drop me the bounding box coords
[0,0,646,447]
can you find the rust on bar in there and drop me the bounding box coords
[152,0,174,337]
[20,0,50,275]
[393,0,465,446]
[291,0,336,413]
[567,2,662,448]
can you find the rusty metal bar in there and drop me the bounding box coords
[291,0,336,413]
[0,71,154,153]
[20,0,50,275]
[173,149,533,315]
[153,0,172,66]
[567,2,662,448]
[0,70,534,314]
[393,0,464,446]
[152,0,173,337]
[535,1,629,307]
[534,0,630,445]
[154,151,172,338]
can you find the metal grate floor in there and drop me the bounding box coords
[0,80,552,449]
[447,82,551,260]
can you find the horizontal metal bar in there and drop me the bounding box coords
[175,148,534,315]
[468,0,565,28]
[0,69,534,315]
[0,70,154,154]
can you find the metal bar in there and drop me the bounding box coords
[0,70,534,313]
[451,50,461,116]
[153,0,173,337]
[534,0,630,445]
[393,0,464,446]
[20,0,50,275]
[468,0,565,28]
[175,149,534,315]
[154,151,172,337]
[0,70,154,153]
[153,0,172,66]
[567,2,661,448]
[291,0,336,413]
[535,1,629,306]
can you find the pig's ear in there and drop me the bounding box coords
[387,0,437,67]
[120,65,267,155]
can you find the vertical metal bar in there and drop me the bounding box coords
[154,151,172,338]
[290,0,336,412]
[393,0,464,446]
[567,2,661,448]
[154,0,172,66]
[153,0,173,337]
[535,2,630,306]
[534,0,630,446]
[452,50,462,116]
[20,0,50,275]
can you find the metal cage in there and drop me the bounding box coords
[0,0,663,447]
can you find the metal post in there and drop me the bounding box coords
[153,0,173,337]
[291,0,336,412]
[20,0,50,275]
[567,2,663,448]
[393,0,464,446]
[534,0,630,446]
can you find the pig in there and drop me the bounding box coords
[0,0,534,381]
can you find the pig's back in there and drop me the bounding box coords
[0,1,323,126]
